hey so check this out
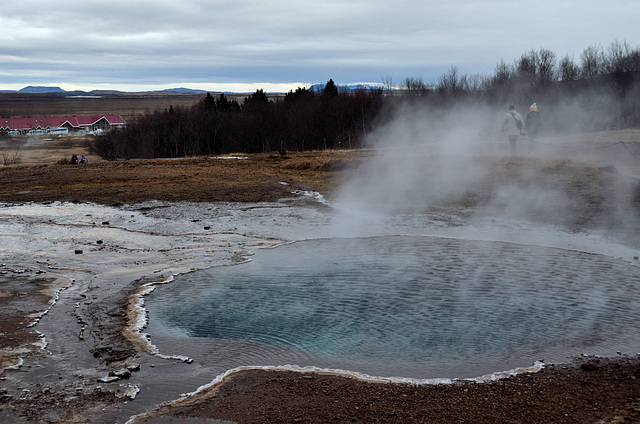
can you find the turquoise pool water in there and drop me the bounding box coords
[146,236,640,378]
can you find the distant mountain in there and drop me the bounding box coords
[1,84,383,95]
[158,87,207,94]
[309,82,384,93]
[0,86,207,95]
[19,86,66,93]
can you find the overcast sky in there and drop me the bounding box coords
[1,0,638,93]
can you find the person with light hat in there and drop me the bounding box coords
[525,103,542,153]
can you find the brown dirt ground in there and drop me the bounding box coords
[1,131,640,423]
[136,360,640,424]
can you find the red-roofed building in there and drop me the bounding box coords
[0,115,126,135]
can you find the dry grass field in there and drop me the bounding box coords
[0,92,212,122]
[0,136,369,204]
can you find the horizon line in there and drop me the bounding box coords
[0,81,390,95]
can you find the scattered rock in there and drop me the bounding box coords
[74,250,83,255]
[109,369,132,379]
[116,384,140,399]
[125,362,141,372]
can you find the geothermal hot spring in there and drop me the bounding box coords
[145,232,640,380]
[144,123,640,381]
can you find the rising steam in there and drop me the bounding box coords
[332,97,640,240]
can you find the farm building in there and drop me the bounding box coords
[0,115,126,135]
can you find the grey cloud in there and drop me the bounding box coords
[1,0,639,90]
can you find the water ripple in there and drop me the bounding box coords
[146,235,640,379]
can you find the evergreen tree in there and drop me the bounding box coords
[323,79,339,97]
[203,92,215,110]
[216,93,239,112]
[244,89,269,106]
[284,87,315,103]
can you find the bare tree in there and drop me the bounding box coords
[580,45,604,79]
[536,48,557,86]
[402,76,427,95]
[1,138,24,165]
[603,39,640,73]
[381,74,395,94]
[464,73,488,92]
[559,54,580,81]
[516,50,538,79]
[492,59,514,86]
[514,48,556,87]
[438,66,462,97]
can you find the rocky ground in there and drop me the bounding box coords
[135,358,640,424]
[1,130,640,423]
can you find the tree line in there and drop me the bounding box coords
[94,79,382,160]
[396,40,640,133]
[95,41,640,160]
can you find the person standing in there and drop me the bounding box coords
[501,105,524,157]
[525,103,542,153]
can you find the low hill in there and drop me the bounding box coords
[19,86,66,94]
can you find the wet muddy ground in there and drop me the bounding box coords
[1,132,640,423]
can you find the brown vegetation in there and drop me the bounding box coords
[0,92,207,122]
[0,147,372,205]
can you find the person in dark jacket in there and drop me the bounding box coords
[525,103,542,153]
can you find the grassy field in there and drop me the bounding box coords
[0,92,213,122]
[0,140,370,204]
